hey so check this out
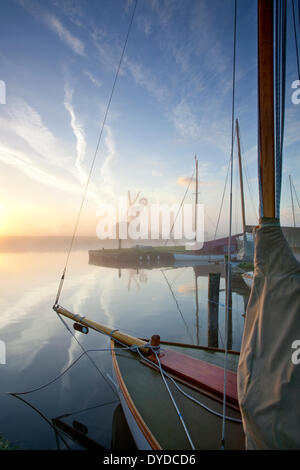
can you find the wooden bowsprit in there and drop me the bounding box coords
[53,305,238,408]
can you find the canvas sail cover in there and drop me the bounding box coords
[238,218,300,449]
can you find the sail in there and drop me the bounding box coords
[238,218,300,449]
[237,0,300,449]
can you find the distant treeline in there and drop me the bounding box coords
[0,237,184,253]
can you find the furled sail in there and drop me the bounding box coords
[238,219,300,449]
[238,0,300,449]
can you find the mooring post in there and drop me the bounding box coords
[225,261,233,350]
[208,272,221,348]
[150,334,161,356]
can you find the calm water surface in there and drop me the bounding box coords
[0,248,249,449]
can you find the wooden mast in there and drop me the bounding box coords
[236,119,246,233]
[258,0,276,219]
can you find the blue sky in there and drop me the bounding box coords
[0,0,299,237]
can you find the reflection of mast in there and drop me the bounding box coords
[195,273,200,345]
[225,262,232,350]
[161,269,194,344]
[236,119,246,234]
[207,273,220,348]
[195,155,199,239]
[52,417,105,450]
[289,175,296,227]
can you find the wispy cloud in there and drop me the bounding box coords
[19,0,85,56]
[51,0,84,27]
[63,84,118,205]
[178,175,216,186]
[172,99,200,139]
[44,12,85,56]
[0,142,78,194]
[92,28,120,72]
[3,98,71,169]
[0,98,91,199]
[92,28,167,102]
[83,70,102,88]
[64,84,87,186]
[124,57,167,102]
[178,176,197,186]
[100,125,116,199]
[284,106,300,147]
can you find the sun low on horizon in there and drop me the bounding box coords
[0,0,299,240]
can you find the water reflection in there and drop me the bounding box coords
[0,248,249,449]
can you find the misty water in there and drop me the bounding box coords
[0,243,249,450]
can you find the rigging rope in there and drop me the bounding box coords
[160,269,195,344]
[239,135,259,221]
[275,0,287,219]
[136,348,242,425]
[164,168,195,246]
[213,157,231,240]
[222,0,237,450]
[291,177,300,209]
[54,0,138,306]
[9,336,242,452]
[292,0,300,81]
[10,393,72,450]
[55,312,119,397]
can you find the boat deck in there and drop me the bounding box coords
[112,341,245,450]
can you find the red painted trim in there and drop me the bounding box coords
[148,349,238,406]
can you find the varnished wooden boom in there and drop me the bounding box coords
[54,305,149,354]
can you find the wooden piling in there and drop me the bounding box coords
[208,273,221,348]
[225,261,233,350]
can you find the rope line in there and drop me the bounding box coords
[54,0,138,306]
[222,0,237,450]
[160,269,195,344]
[153,350,196,450]
[275,0,287,219]
[291,177,300,209]
[164,168,195,246]
[213,158,231,240]
[55,312,119,398]
[9,336,242,452]
[293,0,300,81]
[10,393,72,450]
[136,348,242,424]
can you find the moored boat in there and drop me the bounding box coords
[111,339,244,450]
[53,304,244,450]
[241,272,253,289]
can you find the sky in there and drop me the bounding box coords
[0,0,299,238]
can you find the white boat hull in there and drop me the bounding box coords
[174,253,225,264]
[242,272,253,288]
